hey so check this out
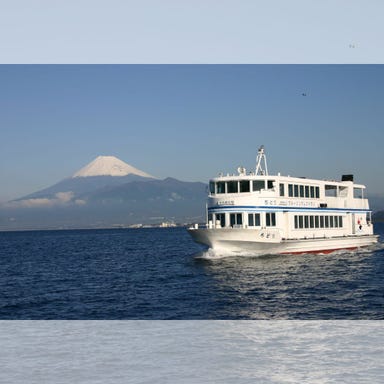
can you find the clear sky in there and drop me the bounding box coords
[0,64,383,202]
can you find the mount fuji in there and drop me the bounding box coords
[72,155,154,178]
[2,156,207,230]
[19,156,156,201]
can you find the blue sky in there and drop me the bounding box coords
[1,1,384,202]
[0,64,383,201]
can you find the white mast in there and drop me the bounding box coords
[255,145,268,175]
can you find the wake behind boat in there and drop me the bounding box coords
[188,146,378,255]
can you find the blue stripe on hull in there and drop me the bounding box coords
[208,205,371,213]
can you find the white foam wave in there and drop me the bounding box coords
[193,248,241,260]
[193,248,278,260]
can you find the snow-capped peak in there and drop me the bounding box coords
[72,156,154,178]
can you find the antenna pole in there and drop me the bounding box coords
[255,145,268,176]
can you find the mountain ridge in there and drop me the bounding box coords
[1,156,207,230]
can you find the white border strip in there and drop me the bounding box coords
[0,1,383,63]
[1,320,383,383]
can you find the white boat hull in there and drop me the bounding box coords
[188,227,379,255]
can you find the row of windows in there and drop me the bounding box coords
[322,185,364,199]
[211,212,276,227]
[210,179,320,199]
[210,180,275,194]
[294,215,343,229]
[287,184,320,199]
[211,212,345,230]
[210,180,365,200]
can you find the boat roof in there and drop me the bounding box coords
[210,146,366,188]
[210,173,365,188]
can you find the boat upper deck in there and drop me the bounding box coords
[207,146,370,211]
[208,173,369,211]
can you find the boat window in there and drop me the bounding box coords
[294,184,299,197]
[309,216,314,228]
[353,187,364,199]
[217,182,226,194]
[253,180,265,191]
[310,186,315,198]
[230,213,242,227]
[267,180,275,190]
[315,186,320,198]
[334,216,339,228]
[209,182,215,194]
[325,185,337,197]
[266,212,276,227]
[305,186,310,198]
[248,213,261,227]
[279,183,285,196]
[227,181,238,193]
[299,185,304,198]
[315,216,319,228]
[339,216,343,227]
[240,180,250,193]
[324,216,329,228]
[215,213,226,227]
[288,184,293,197]
[299,216,304,229]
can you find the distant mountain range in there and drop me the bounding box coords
[370,195,384,222]
[369,194,384,213]
[0,156,207,230]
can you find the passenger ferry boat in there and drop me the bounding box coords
[188,146,378,255]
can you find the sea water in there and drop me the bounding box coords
[0,224,383,319]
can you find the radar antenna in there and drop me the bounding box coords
[255,145,268,175]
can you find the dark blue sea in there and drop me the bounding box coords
[1,224,383,319]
